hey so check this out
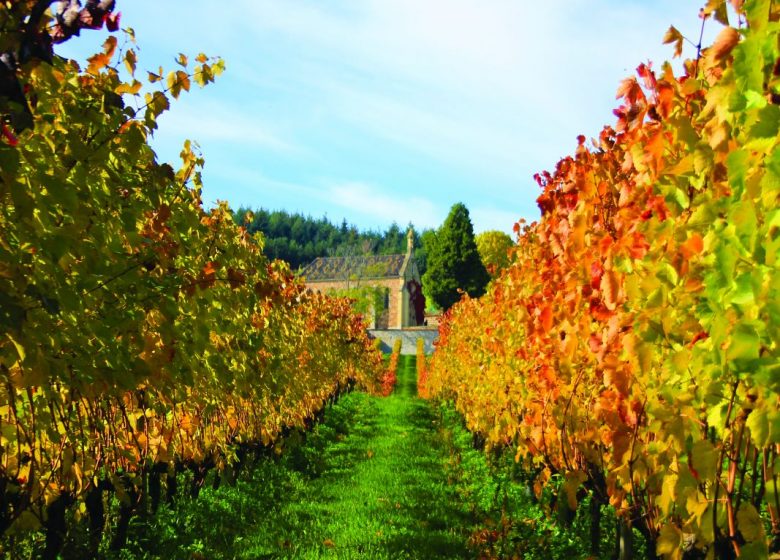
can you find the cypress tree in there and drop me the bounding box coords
[423,203,489,310]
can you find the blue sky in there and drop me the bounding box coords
[58,1,720,234]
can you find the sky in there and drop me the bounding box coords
[57,1,722,235]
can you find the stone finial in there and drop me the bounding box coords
[406,228,414,255]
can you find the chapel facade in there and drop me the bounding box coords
[301,230,425,329]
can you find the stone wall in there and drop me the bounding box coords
[368,328,439,355]
[307,277,404,328]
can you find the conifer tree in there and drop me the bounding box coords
[423,203,488,310]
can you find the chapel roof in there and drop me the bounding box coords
[301,254,407,282]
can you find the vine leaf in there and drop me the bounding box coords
[710,27,740,62]
[662,26,684,58]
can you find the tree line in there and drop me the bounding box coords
[232,207,432,274]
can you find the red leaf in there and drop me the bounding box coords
[590,261,603,289]
[689,331,709,347]
[106,12,121,32]
[616,77,645,104]
[637,63,656,91]
[1,123,18,147]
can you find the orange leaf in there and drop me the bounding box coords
[680,233,704,258]
[202,261,219,285]
[657,83,674,119]
[539,306,553,333]
[600,269,620,311]
[616,77,644,104]
[662,25,684,58]
[603,365,630,396]
[644,130,665,172]
[710,27,740,62]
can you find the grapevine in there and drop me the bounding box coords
[427,2,780,558]
[0,2,382,555]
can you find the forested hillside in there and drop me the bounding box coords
[233,207,431,273]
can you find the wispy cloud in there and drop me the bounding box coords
[470,206,529,236]
[155,100,299,154]
[55,0,718,233]
[328,182,441,228]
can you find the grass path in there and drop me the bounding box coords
[247,354,475,558]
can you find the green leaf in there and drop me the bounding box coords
[744,0,770,31]
[739,541,769,560]
[727,149,749,198]
[737,503,765,542]
[715,241,738,284]
[749,105,780,138]
[729,201,758,253]
[746,409,769,447]
[744,90,767,110]
[733,35,764,96]
[770,409,780,444]
[0,292,25,332]
[731,273,755,307]
[727,323,760,364]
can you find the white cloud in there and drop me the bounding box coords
[54,0,721,230]
[328,182,442,228]
[470,206,529,236]
[154,100,298,154]
[232,0,717,187]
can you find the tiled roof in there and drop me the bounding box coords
[301,255,406,281]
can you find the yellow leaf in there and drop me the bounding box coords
[685,491,709,522]
[116,80,142,95]
[6,333,25,361]
[691,439,717,481]
[659,473,678,515]
[10,510,41,533]
[124,49,137,75]
[656,523,682,558]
